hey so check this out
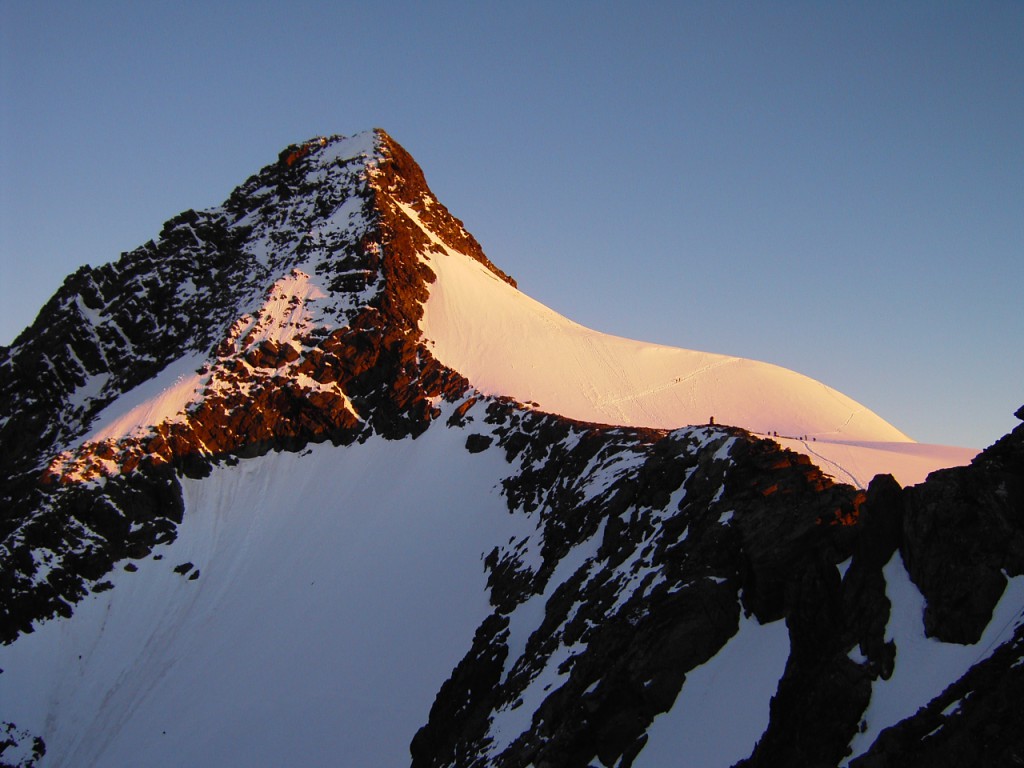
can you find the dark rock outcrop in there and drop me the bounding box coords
[0,131,474,642]
[900,417,1024,644]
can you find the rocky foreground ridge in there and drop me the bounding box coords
[0,131,1022,766]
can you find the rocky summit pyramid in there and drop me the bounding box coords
[0,130,1021,767]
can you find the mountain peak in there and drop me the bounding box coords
[263,128,516,290]
[371,129,516,287]
[2,130,1019,768]
[1,129,975,494]
[1,131,505,467]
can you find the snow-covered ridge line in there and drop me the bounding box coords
[391,201,976,486]
[37,133,976,490]
[406,202,904,439]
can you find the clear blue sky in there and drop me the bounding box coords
[2,1,1021,449]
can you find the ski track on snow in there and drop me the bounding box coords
[798,439,863,488]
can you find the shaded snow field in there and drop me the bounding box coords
[634,615,790,768]
[0,423,533,767]
[634,551,1024,768]
[6,429,1017,768]
[844,556,1024,764]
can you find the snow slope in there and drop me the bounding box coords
[634,614,791,768]
[83,353,209,442]
[772,437,977,488]
[412,206,977,485]
[0,427,527,767]
[416,208,903,442]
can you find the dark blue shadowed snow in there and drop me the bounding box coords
[0,424,528,767]
[633,613,790,768]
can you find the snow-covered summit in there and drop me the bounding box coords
[0,129,973,492]
[1,130,1020,768]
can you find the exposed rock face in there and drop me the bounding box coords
[412,416,863,768]
[901,420,1024,644]
[1,132,1021,766]
[0,131,474,642]
[409,404,1024,768]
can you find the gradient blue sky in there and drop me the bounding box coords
[2,1,1021,449]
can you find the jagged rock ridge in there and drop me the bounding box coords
[0,130,497,641]
[0,131,1021,767]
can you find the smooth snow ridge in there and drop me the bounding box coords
[415,213,902,441]
[772,436,977,489]
[409,204,977,485]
